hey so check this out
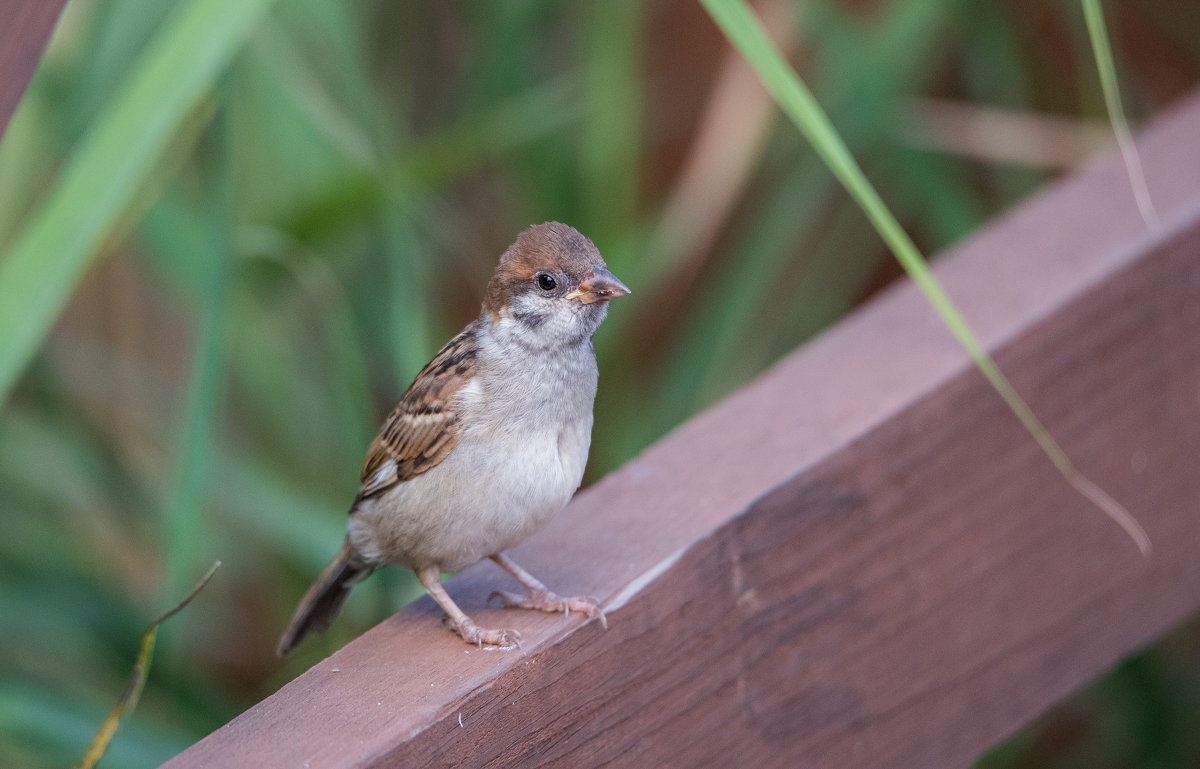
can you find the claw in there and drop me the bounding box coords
[484,555,608,633]
[490,587,606,628]
[442,615,521,649]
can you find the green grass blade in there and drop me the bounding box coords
[0,0,276,408]
[162,101,235,605]
[1081,0,1158,227]
[701,0,1150,555]
[580,0,643,239]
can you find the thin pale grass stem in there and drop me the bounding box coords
[1082,0,1159,227]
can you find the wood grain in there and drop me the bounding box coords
[164,90,1200,768]
[0,0,66,138]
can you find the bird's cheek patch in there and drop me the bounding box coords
[508,294,551,330]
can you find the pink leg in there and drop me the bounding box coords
[416,566,520,648]
[488,554,607,629]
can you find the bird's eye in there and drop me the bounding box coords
[536,273,557,291]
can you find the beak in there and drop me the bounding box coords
[564,267,631,305]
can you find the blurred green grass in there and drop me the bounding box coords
[1,1,1199,766]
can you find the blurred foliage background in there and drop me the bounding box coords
[1,0,1199,766]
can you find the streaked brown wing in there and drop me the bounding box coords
[355,326,478,502]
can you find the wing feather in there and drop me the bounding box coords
[355,326,478,502]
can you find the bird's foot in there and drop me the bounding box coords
[444,616,521,649]
[489,588,608,629]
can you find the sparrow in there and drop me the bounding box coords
[277,222,630,654]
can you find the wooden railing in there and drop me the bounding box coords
[0,1,66,136]
[161,92,1200,767]
[6,13,1200,768]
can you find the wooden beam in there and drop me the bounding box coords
[0,0,67,138]
[164,91,1200,768]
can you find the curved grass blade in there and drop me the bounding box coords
[0,0,276,407]
[1081,0,1158,227]
[700,0,1150,555]
[76,562,220,769]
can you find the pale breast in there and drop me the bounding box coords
[349,337,598,573]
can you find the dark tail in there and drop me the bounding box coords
[277,538,373,656]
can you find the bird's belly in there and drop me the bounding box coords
[349,423,587,573]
